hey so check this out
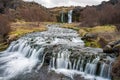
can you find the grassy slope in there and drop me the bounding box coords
[0,21,47,51]
[61,23,119,48]
[0,22,119,51]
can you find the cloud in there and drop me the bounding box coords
[23,0,109,8]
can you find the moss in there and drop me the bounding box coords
[0,22,48,51]
[113,77,120,80]
[0,43,8,51]
[84,40,101,48]
[61,23,117,48]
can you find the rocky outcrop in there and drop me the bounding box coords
[103,40,120,56]
[81,33,98,41]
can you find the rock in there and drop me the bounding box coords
[103,40,120,55]
[103,45,113,53]
[7,34,18,43]
[82,33,98,41]
[98,37,108,48]
[108,40,120,47]
[113,43,120,52]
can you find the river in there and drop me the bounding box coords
[0,24,114,80]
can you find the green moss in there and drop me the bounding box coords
[0,43,8,51]
[84,40,101,48]
[69,27,79,31]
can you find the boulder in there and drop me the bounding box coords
[103,40,120,55]
[103,45,113,53]
[82,33,98,41]
[113,43,120,52]
[108,40,120,47]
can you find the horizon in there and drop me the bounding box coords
[23,0,109,8]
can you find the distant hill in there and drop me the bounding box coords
[0,0,56,22]
[73,0,120,27]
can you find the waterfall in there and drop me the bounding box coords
[61,11,64,23]
[68,10,73,23]
[0,25,114,80]
[50,51,114,80]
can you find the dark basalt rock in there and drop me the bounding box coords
[103,40,120,56]
[82,33,98,41]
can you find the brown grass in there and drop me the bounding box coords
[9,21,47,38]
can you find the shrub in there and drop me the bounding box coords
[0,15,10,36]
[79,0,120,27]
[115,24,120,32]
[16,2,54,22]
[80,7,99,27]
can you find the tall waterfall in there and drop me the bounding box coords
[0,25,114,80]
[68,10,73,23]
[61,11,64,23]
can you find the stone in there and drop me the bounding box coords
[103,40,120,55]
[82,33,98,41]
[113,43,120,52]
[103,45,113,53]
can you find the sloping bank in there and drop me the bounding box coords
[0,21,47,51]
[0,24,114,80]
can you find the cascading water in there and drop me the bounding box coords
[0,24,115,80]
[68,10,73,23]
[61,11,64,23]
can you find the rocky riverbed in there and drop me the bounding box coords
[0,24,116,80]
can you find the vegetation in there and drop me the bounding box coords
[0,0,54,51]
[61,23,80,31]
[9,22,47,38]
[60,23,118,48]
[73,0,120,27]
[0,15,10,36]
[0,0,56,22]
[0,21,47,51]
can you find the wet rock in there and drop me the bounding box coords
[103,45,113,53]
[113,43,120,51]
[10,66,73,80]
[103,40,120,56]
[73,74,85,80]
[82,33,98,41]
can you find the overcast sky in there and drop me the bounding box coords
[24,0,109,8]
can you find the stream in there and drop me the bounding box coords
[0,24,115,80]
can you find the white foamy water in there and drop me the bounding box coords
[0,25,114,80]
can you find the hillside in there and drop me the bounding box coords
[72,0,120,27]
[0,0,56,22]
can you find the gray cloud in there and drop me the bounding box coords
[24,0,109,8]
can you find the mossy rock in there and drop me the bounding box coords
[0,43,8,51]
[85,41,101,48]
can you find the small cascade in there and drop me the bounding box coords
[61,11,64,23]
[50,50,114,80]
[68,10,73,23]
[0,25,115,80]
